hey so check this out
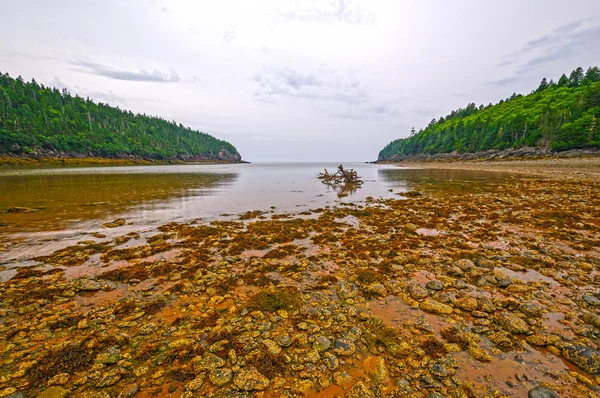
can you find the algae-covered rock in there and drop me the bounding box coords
[363,356,388,383]
[346,381,375,398]
[209,368,233,387]
[494,312,531,335]
[333,338,356,356]
[291,379,314,394]
[96,347,120,364]
[233,367,270,391]
[420,299,453,315]
[561,345,600,375]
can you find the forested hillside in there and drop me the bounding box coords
[0,72,241,161]
[379,66,600,161]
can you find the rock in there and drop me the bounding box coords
[424,393,445,398]
[346,381,375,398]
[363,356,388,383]
[526,334,561,347]
[276,334,291,347]
[37,387,68,398]
[103,219,126,228]
[304,350,321,364]
[74,279,102,291]
[420,299,453,315]
[233,367,270,391]
[430,356,458,378]
[408,283,429,300]
[198,353,226,370]
[96,368,122,388]
[494,312,531,334]
[447,266,464,277]
[2,390,22,398]
[118,383,139,398]
[425,280,444,291]
[313,336,331,352]
[456,297,478,312]
[209,368,233,387]
[468,345,492,362]
[337,280,358,299]
[96,347,120,364]
[47,373,70,386]
[7,206,38,213]
[520,303,543,318]
[456,259,475,270]
[366,282,388,297]
[324,353,339,370]
[583,295,600,307]
[333,338,356,356]
[291,379,314,394]
[262,339,281,356]
[528,385,560,398]
[138,323,157,335]
[333,371,353,385]
[475,258,495,269]
[561,345,600,375]
[184,374,206,392]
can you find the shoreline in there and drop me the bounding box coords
[0,156,248,167]
[382,157,600,181]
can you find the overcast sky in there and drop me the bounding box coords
[1,0,600,161]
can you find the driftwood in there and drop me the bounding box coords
[317,164,363,187]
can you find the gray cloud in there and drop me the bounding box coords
[500,19,600,70]
[487,75,521,87]
[253,67,367,105]
[72,59,180,83]
[282,0,375,25]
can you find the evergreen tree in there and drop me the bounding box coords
[378,66,600,160]
[0,72,241,160]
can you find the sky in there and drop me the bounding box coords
[1,0,600,162]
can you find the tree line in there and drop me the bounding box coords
[378,66,600,160]
[0,72,240,159]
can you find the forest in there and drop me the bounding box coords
[378,66,600,160]
[0,72,240,160]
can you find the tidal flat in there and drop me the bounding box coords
[0,163,599,398]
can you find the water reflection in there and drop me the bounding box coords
[378,167,522,193]
[0,169,238,233]
[0,163,525,238]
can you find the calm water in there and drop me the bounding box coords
[0,163,520,262]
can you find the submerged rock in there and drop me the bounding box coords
[37,387,68,398]
[363,356,388,383]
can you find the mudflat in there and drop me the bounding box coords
[0,159,599,398]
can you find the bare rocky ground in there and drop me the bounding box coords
[0,160,599,398]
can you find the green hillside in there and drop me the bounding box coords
[379,66,600,160]
[0,72,241,161]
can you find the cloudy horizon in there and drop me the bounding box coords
[2,0,600,161]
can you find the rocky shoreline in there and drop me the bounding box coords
[377,147,600,163]
[0,147,243,166]
[0,166,599,397]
